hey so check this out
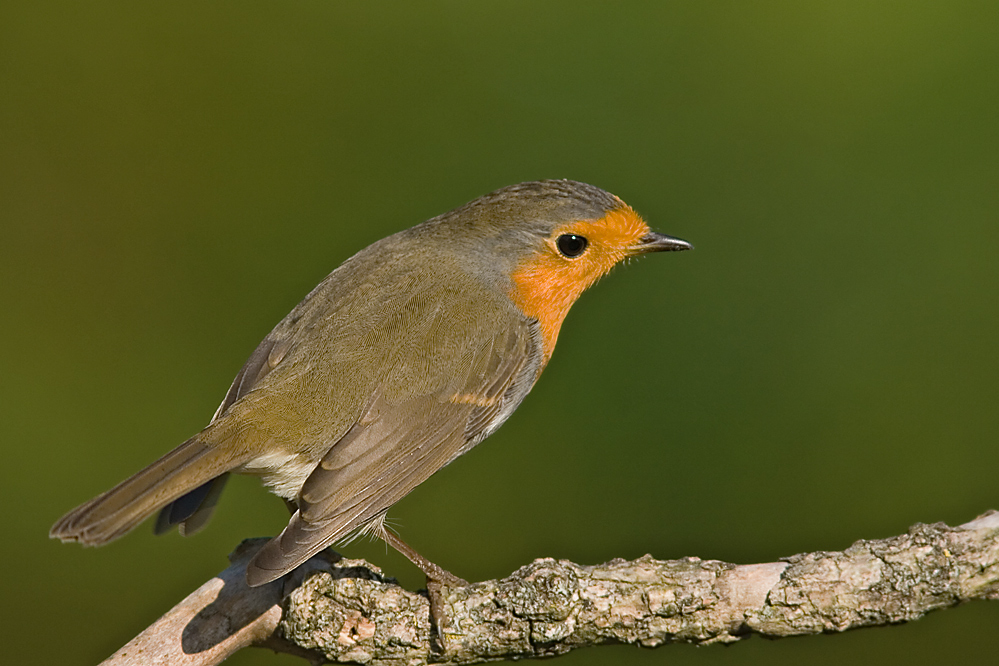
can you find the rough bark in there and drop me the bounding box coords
[101,511,999,665]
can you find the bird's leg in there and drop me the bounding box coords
[379,528,467,647]
[380,528,468,587]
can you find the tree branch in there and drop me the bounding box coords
[101,540,335,666]
[101,511,999,665]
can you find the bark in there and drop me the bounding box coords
[101,511,999,665]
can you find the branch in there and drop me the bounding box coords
[101,541,334,665]
[102,512,999,665]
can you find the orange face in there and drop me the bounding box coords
[509,204,651,363]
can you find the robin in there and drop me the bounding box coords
[51,179,691,588]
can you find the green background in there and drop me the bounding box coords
[3,2,997,664]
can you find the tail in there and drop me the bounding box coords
[50,437,247,546]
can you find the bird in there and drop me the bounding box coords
[50,179,691,588]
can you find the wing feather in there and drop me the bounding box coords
[245,321,536,586]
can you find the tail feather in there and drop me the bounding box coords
[50,437,245,546]
[154,473,230,536]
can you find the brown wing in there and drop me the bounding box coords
[245,319,537,586]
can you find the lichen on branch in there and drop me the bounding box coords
[275,512,999,665]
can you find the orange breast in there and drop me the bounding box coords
[509,205,650,363]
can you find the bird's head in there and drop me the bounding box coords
[433,180,692,360]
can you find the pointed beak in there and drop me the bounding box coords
[632,232,693,255]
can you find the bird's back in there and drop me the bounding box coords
[202,234,538,490]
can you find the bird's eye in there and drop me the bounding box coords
[556,234,588,258]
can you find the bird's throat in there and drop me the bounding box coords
[508,205,650,362]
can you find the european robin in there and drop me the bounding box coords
[51,179,691,587]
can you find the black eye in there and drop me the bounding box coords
[556,234,588,258]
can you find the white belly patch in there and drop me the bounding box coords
[235,451,317,500]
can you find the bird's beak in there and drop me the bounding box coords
[631,232,693,255]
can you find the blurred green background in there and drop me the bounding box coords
[3,1,997,664]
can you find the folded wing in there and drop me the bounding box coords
[245,319,537,586]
